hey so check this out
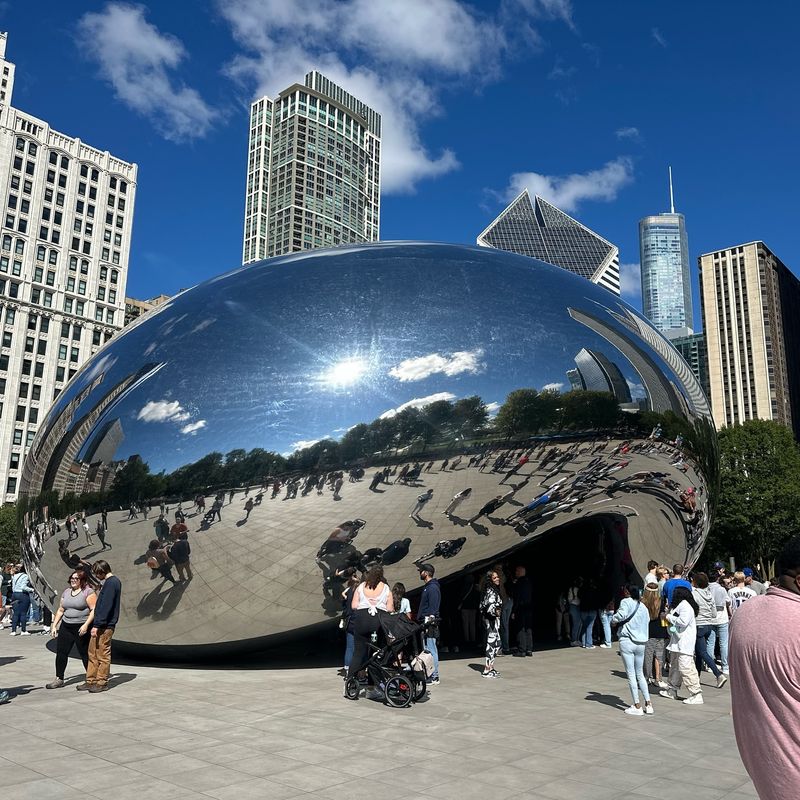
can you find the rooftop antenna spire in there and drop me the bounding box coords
[668,165,675,214]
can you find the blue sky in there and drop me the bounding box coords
[3,1,798,331]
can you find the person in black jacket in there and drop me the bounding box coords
[511,565,534,656]
[418,564,441,684]
[81,561,121,694]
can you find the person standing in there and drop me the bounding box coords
[510,565,533,656]
[82,561,121,693]
[409,489,433,519]
[9,564,34,635]
[642,583,669,689]
[578,578,599,649]
[480,570,503,678]
[46,571,96,689]
[612,586,654,715]
[659,586,703,705]
[169,531,193,582]
[691,572,728,687]
[662,563,692,606]
[728,571,756,614]
[729,535,800,800]
[418,563,441,685]
[742,567,766,596]
[443,488,471,517]
[707,574,730,675]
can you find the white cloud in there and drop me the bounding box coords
[548,61,576,80]
[290,438,321,452]
[615,126,641,141]
[137,400,190,423]
[180,420,207,435]
[380,392,457,419]
[217,0,572,194]
[486,401,501,416]
[619,262,642,306]
[651,27,667,48]
[77,3,217,142]
[388,348,485,382]
[501,157,634,213]
[542,382,564,392]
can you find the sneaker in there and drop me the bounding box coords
[513,651,526,657]
[19,631,30,636]
[657,680,670,690]
[569,641,581,647]
[46,678,65,689]
[659,688,678,700]
[481,671,496,679]
[428,676,440,686]
[525,651,533,657]
[75,682,91,691]
[683,693,704,705]
[599,643,612,648]
[644,704,655,715]
[0,690,8,704]
[624,705,644,716]
[490,669,501,678]
[722,669,729,675]
[88,684,109,693]
[8,631,18,636]
[716,674,728,689]
[583,644,595,649]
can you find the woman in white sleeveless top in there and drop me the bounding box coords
[345,565,394,687]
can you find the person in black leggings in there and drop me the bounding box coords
[46,570,96,689]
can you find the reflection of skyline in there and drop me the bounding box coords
[571,348,633,405]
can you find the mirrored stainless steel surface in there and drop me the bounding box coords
[18,242,717,657]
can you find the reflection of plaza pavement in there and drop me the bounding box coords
[37,439,706,649]
[0,633,755,799]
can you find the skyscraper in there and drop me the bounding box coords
[242,71,381,264]
[699,241,800,437]
[571,348,632,404]
[0,33,137,501]
[670,332,710,401]
[639,169,693,337]
[476,190,620,294]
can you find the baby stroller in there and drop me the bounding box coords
[343,611,435,707]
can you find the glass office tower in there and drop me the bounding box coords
[477,190,620,294]
[639,211,693,336]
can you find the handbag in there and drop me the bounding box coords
[411,651,435,678]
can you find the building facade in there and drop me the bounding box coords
[671,332,710,402]
[242,71,381,264]
[124,293,170,327]
[699,241,800,437]
[0,33,137,501]
[639,211,693,336]
[477,190,620,294]
[571,347,632,404]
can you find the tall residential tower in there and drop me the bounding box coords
[0,32,137,501]
[699,241,800,437]
[639,169,693,337]
[242,72,381,264]
[477,190,621,294]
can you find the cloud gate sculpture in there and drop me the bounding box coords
[18,242,717,658]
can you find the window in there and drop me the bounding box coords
[36,245,45,261]
[1,235,10,250]
[66,277,75,292]
[1,332,10,347]
[75,300,85,316]
[99,266,108,280]
[80,260,89,275]
[8,282,18,298]
[40,318,49,334]
[63,298,73,313]
[43,292,52,308]
[31,384,40,401]
[92,330,102,346]
[48,249,57,265]
[5,308,14,324]
[36,340,46,356]
[28,407,38,424]
[21,359,31,375]
[69,256,77,272]
[24,336,33,353]
[49,150,58,164]
[33,267,43,283]
[15,405,25,422]
[26,431,34,446]
[58,343,67,360]
[14,239,23,256]
[106,310,115,324]
[34,362,43,378]
[97,286,105,301]
[61,321,70,338]
[18,382,28,398]
[56,366,65,382]
[0,257,7,272]
[72,326,81,341]
[9,453,19,469]
[78,280,86,295]
[108,289,116,303]
[27,315,37,331]
[12,429,22,445]
[46,271,55,286]
[7,477,16,494]
[70,347,79,362]
[110,270,118,284]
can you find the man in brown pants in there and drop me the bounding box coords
[78,560,121,693]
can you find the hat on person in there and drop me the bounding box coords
[713,561,724,570]
[418,563,435,576]
[743,567,754,578]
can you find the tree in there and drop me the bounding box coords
[0,504,18,564]
[706,420,800,574]
[559,390,620,431]
[452,396,489,438]
[495,389,558,437]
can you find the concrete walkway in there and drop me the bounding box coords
[0,633,756,799]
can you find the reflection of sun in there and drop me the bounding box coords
[321,358,368,386]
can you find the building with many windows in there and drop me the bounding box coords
[670,332,710,401]
[699,241,800,438]
[639,171,693,337]
[124,293,170,326]
[0,32,137,501]
[242,71,380,264]
[476,190,621,294]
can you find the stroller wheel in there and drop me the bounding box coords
[343,676,360,700]
[412,675,427,702]
[384,675,413,708]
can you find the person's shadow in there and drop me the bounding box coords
[411,517,434,529]
[447,515,469,527]
[470,522,490,536]
[585,691,627,710]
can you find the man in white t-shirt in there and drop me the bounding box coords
[644,559,659,587]
[728,571,756,614]
[708,577,731,674]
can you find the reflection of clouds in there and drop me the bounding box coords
[486,401,501,416]
[380,391,457,419]
[137,400,190,423]
[626,379,646,399]
[290,438,321,451]
[180,420,207,435]
[388,348,485,382]
[81,354,117,383]
[542,382,564,392]
[190,318,215,334]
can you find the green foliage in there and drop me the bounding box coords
[558,390,620,431]
[0,504,18,563]
[495,388,557,436]
[707,420,800,573]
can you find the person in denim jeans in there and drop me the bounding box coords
[707,575,730,674]
[691,572,728,688]
[567,578,582,646]
[578,578,600,649]
[612,585,653,715]
[599,600,615,648]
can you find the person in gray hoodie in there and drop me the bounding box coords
[691,572,728,688]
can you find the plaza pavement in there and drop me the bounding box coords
[0,631,756,800]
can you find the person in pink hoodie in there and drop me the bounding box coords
[729,535,800,800]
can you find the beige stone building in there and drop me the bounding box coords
[699,241,800,436]
[123,293,170,326]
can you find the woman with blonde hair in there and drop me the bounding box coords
[642,582,669,689]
